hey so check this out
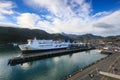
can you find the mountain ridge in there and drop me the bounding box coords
[0,26,119,43]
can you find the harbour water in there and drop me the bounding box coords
[0,46,107,80]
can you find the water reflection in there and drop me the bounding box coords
[85,50,91,53]
[20,62,33,70]
[53,57,60,63]
[69,53,73,57]
[0,46,107,80]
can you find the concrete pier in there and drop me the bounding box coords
[8,48,94,65]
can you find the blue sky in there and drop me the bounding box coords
[0,0,120,36]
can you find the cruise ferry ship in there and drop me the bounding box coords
[18,38,71,53]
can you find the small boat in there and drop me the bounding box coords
[18,38,71,53]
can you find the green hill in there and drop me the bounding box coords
[0,26,119,44]
[0,27,69,44]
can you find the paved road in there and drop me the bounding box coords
[66,52,120,80]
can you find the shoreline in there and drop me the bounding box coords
[65,52,120,80]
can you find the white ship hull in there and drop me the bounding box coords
[18,38,70,53]
[19,45,68,53]
[19,44,68,52]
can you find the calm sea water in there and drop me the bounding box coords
[0,46,107,80]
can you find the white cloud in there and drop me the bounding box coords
[0,22,19,27]
[23,0,120,36]
[0,14,5,20]
[92,11,111,18]
[17,13,40,29]
[23,0,92,33]
[37,20,54,32]
[24,0,91,19]
[0,1,18,24]
[0,0,119,36]
[92,10,120,36]
[0,1,15,15]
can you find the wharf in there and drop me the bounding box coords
[8,48,94,65]
[66,52,120,80]
[101,50,115,54]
